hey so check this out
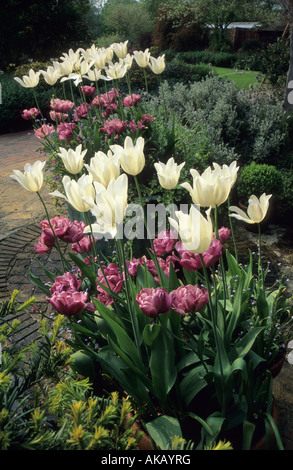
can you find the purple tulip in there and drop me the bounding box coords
[175,238,222,272]
[136,287,172,318]
[50,272,82,294]
[153,230,178,256]
[171,285,209,315]
[47,290,88,316]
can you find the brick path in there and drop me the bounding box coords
[0,130,60,345]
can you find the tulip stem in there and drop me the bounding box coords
[134,175,164,286]
[36,191,67,272]
[199,253,226,414]
[258,223,264,289]
[84,212,98,271]
[228,197,238,262]
[116,238,142,364]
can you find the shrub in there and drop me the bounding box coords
[277,169,293,220]
[0,294,140,450]
[164,60,215,84]
[236,37,290,86]
[157,76,292,168]
[236,162,284,203]
[177,50,239,67]
[241,39,261,52]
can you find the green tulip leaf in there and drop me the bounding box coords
[149,329,177,402]
[70,350,95,381]
[142,323,161,346]
[146,415,182,450]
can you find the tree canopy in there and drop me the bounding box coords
[0,0,93,69]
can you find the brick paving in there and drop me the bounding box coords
[0,130,293,448]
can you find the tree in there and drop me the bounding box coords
[278,0,293,111]
[100,0,155,47]
[0,0,93,69]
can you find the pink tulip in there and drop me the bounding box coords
[41,216,71,239]
[57,122,75,143]
[136,287,172,318]
[141,114,155,125]
[34,234,52,254]
[34,124,55,140]
[123,94,141,107]
[50,272,82,294]
[129,120,138,132]
[97,263,124,302]
[81,85,96,96]
[21,107,40,120]
[100,118,127,136]
[153,230,178,256]
[126,257,143,276]
[47,290,88,316]
[50,98,74,113]
[72,235,95,253]
[175,238,222,272]
[171,285,209,315]
[59,220,86,243]
[74,102,91,120]
[49,110,68,123]
[218,226,231,244]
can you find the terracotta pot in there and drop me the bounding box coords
[130,418,153,450]
[269,352,286,379]
[252,398,280,450]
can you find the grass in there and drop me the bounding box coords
[213,66,263,91]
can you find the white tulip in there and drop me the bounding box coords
[57,144,87,175]
[169,205,213,254]
[84,150,120,187]
[50,174,95,213]
[154,157,185,189]
[10,160,46,192]
[229,194,272,224]
[14,69,40,88]
[83,174,128,238]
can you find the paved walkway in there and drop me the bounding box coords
[0,131,60,344]
[0,130,293,449]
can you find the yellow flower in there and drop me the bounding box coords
[10,160,46,192]
[169,205,213,253]
[133,49,150,68]
[58,144,87,175]
[84,150,120,187]
[154,157,185,189]
[229,193,272,224]
[148,55,166,74]
[110,136,145,176]
[50,174,95,213]
[14,69,40,88]
[181,161,238,207]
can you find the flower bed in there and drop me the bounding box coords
[8,40,293,450]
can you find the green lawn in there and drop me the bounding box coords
[213,66,263,90]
